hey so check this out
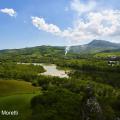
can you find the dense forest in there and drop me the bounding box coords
[0,44,120,120]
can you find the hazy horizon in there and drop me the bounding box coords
[0,39,120,51]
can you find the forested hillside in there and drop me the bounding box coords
[0,41,120,120]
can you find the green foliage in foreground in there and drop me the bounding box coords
[0,94,36,120]
[0,80,39,96]
[31,76,120,120]
[0,58,120,120]
[69,70,120,88]
[0,80,40,120]
[31,88,83,120]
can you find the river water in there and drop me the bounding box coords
[17,63,69,78]
[40,64,69,78]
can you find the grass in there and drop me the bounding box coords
[0,80,40,120]
[0,80,39,96]
[94,52,120,58]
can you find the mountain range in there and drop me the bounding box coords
[0,40,120,56]
[70,40,120,54]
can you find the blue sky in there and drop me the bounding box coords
[0,0,120,49]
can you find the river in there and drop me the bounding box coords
[17,63,69,78]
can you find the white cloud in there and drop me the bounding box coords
[83,10,120,36]
[31,0,120,45]
[0,8,16,17]
[70,0,96,15]
[69,10,120,43]
[31,9,120,45]
[31,17,61,35]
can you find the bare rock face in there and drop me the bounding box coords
[82,85,103,120]
[86,97,101,113]
[85,97,103,120]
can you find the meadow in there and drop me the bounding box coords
[0,80,40,120]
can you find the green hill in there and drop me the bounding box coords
[0,40,120,61]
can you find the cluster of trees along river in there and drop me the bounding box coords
[0,57,120,120]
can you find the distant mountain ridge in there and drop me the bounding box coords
[69,40,120,54]
[0,40,120,56]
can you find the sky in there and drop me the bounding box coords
[0,0,120,49]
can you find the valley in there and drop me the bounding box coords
[0,40,120,120]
